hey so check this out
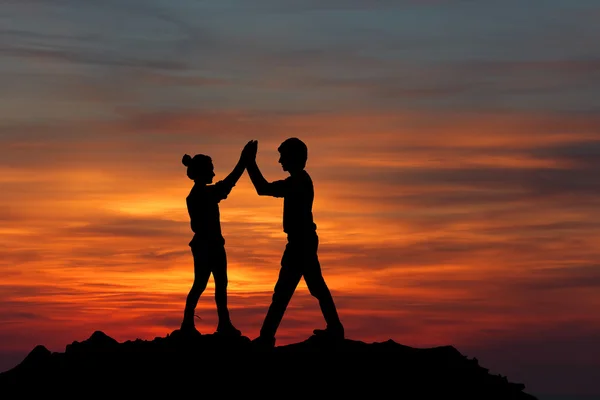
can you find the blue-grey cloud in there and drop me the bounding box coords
[2,0,599,116]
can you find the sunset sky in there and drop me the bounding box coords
[1,1,599,397]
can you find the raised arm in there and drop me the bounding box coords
[212,141,253,200]
[220,152,246,189]
[245,140,288,198]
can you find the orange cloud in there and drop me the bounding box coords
[1,109,599,397]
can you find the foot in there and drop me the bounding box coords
[180,320,201,336]
[313,325,344,340]
[251,335,276,349]
[216,322,242,337]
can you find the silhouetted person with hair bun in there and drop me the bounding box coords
[180,141,253,336]
[244,138,344,347]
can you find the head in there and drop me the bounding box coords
[182,154,214,184]
[278,137,308,173]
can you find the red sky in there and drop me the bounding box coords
[1,1,600,397]
[3,110,599,396]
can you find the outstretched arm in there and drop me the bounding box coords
[245,140,288,198]
[220,154,245,190]
[212,141,253,200]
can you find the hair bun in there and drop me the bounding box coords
[182,154,192,166]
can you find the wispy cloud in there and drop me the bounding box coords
[1,0,599,395]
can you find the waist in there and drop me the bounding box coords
[189,234,225,247]
[284,221,316,232]
[286,230,318,242]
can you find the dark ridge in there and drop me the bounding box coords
[0,330,538,399]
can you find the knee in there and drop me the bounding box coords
[308,281,329,299]
[190,280,207,294]
[215,281,228,295]
[308,286,321,299]
[272,285,293,303]
[215,275,228,289]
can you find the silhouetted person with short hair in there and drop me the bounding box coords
[244,138,344,347]
[180,141,253,336]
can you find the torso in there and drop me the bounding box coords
[187,184,224,246]
[283,170,317,237]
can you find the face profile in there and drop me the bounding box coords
[277,137,308,173]
[201,163,215,184]
[183,154,216,184]
[278,151,292,172]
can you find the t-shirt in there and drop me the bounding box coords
[260,170,317,235]
[186,180,232,246]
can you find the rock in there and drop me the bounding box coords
[0,330,538,399]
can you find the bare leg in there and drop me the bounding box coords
[182,247,212,330]
[212,246,241,335]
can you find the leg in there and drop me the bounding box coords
[182,246,212,330]
[212,246,241,335]
[211,245,230,323]
[303,237,344,338]
[258,244,303,340]
[304,257,344,335]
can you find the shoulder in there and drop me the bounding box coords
[300,170,313,185]
[189,184,208,197]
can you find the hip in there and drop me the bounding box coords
[189,234,225,248]
[285,232,319,252]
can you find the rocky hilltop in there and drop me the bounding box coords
[0,330,537,399]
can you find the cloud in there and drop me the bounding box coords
[3,0,599,120]
[63,216,186,239]
[512,264,600,291]
[2,1,600,393]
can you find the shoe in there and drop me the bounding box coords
[180,319,201,336]
[216,322,242,337]
[251,335,276,349]
[313,325,344,340]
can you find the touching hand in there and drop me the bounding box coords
[241,140,253,162]
[242,140,258,162]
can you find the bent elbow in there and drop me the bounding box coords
[252,181,266,196]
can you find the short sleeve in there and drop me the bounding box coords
[261,178,290,198]
[208,180,233,202]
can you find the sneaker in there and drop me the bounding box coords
[251,335,276,349]
[180,320,201,336]
[216,323,242,337]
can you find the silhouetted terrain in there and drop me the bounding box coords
[0,330,537,399]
